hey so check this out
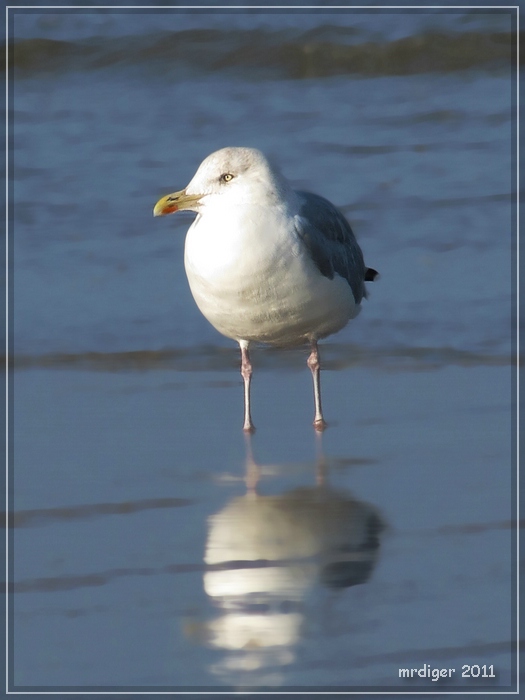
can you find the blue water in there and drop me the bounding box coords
[8,6,518,693]
[11,8,515,361]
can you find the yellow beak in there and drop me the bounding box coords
[153,189,202,217]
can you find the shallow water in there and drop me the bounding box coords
[11,365,515,689]
[7,6,518,692]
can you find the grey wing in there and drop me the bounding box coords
[294,191,368,305]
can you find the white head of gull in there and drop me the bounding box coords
[154,146,378,432]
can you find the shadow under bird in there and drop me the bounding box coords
[154,146,378,432]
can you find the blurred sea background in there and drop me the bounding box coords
[8,6,518,692]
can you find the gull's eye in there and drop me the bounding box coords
[220,173,234,183]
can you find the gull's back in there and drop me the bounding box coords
[294,191,368,306]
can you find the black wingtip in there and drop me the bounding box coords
[365,267,379,282]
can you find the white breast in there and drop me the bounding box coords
[184,199,358,347]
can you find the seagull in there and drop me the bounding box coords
[154,147,378,432]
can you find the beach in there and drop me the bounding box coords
[8,7,517,691]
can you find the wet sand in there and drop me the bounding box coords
[10,356,515,689]
[9,8,517,690]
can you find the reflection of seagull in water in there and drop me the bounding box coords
[154,147,378,432]
[201,434,385,659]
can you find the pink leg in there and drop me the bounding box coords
[307,339,327,431]
[240,341,255,433]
